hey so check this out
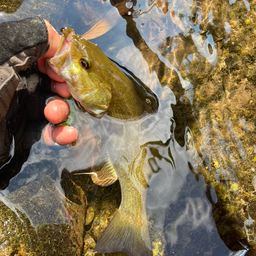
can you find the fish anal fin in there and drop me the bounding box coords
[91,161,118,187]
[94,210,152,256]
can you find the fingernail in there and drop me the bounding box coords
[60,102,69,118]
[70,126,78,140]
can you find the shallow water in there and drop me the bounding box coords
[0,0,256,255]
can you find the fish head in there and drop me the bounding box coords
[48,28,112,118]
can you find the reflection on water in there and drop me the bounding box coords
[1,0,256,255]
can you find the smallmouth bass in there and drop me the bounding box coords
[48,28,158,256]
[48,28,158,120]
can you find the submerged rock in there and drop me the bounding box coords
[1,175,87,256]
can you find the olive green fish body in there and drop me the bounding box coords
[95,167,151,256]
[48,28,158,120]
[93,147,151,256]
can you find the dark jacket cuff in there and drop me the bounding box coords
[0,16,49,65]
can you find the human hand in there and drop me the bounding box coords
[37,20,78,146]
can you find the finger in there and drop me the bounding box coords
[45,62,65,82]
[37,57,47,74]
[51,80,71,98]
[44,99,69,124]
[52,126,78,145]
[43,124,78,146]
[43,20,61,59]
[37,57,65,83]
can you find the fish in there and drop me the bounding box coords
[48,28,158,120]
[48,28,159,256]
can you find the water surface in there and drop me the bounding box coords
[0,0,256,255]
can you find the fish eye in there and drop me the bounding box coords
[80,58,90,69]
[145,98,151,105]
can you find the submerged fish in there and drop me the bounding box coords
[48,28,159,256]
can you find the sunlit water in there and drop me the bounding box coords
[0,0,255,255]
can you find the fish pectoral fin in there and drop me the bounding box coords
[94,209,152,256]
[91,160,118,187]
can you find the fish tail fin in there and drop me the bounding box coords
[94,209,152,256]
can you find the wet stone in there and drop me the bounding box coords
[3,175,86,256]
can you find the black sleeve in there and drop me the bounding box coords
[0,16,52,172]
[0,16,49,65]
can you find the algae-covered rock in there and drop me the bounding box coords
[2,175,87,256]
[0,201,36,256]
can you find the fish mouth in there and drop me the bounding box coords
[48,28,75,70]
[56,28,75,57]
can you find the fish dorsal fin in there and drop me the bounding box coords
[91,160,118,187]
[82,8,120,40]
